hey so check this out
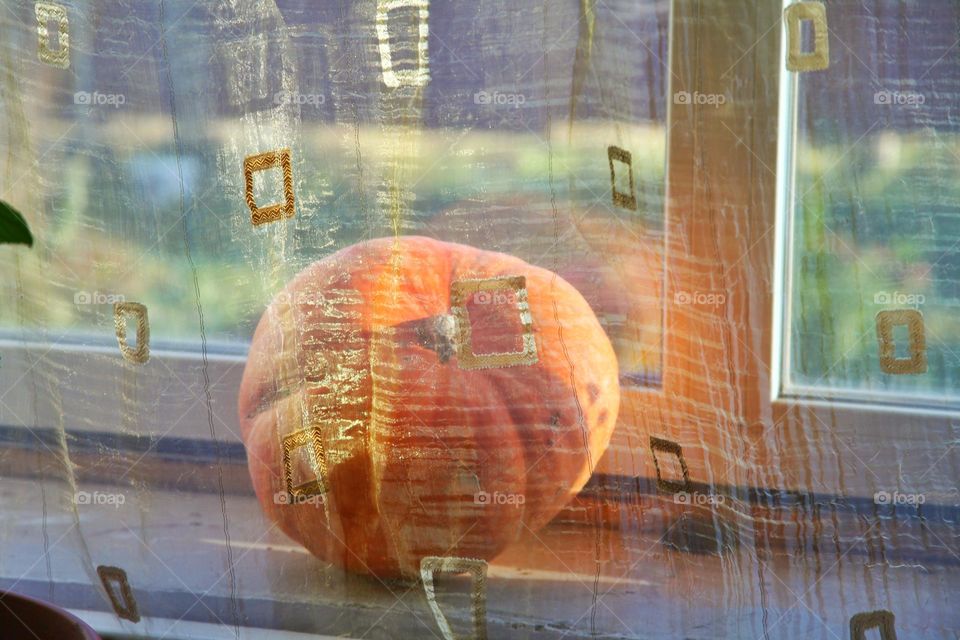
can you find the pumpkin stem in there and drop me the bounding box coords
[412,313,459,363]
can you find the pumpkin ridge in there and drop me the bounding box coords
[548,280,594,473]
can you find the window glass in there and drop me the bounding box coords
[0,0,667,387]
[0,1,669,637]
[784,0,960,404]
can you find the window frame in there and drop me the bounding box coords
[630,0,959,527]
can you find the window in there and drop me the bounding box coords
[0,1,672,637]
[777,0,960,408]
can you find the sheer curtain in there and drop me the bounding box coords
[1,1,957,638]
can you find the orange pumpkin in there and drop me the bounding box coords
[238,236,619,578]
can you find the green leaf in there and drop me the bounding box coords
[0,200,33,247]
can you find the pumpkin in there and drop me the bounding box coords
[238,236,619,578]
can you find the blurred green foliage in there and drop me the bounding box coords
[791,132,960,397]
[0,125,665,346]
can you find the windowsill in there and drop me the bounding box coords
[2,472,957,638]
